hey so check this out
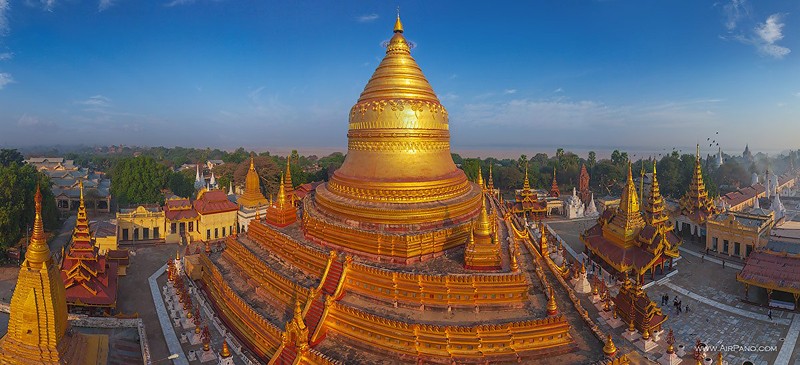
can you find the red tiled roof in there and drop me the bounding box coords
[294,181,324,200]
[60,253,118,307]
[194,190,238,215]
[738,250,800,293]
[583,225,656,271]
[164,198,199,221]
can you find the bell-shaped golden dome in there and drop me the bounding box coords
[306,15,482,264]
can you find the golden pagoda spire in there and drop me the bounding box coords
[523,163,532,191]
[284,155,294,203]
[238,153,268,208]
[476,165,485,190]
[645,160,669,227]
[27,186,51,263]
[602,161,645,244]
[679,143,717,220]
[639,160,646,207]
[394,10,403,33]
[0,185,72,363]
[277,173,287,207]
[474,195,492,237]
[487,164,495,191]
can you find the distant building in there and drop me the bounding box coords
[206,159,225,170]
[25,157,112,212]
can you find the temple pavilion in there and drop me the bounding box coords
[674,144,719,241]
[60,181,120,314]
[184,15,616,364]
[511,164,549,220]
[582,161,680,283]
[0,187,108,364]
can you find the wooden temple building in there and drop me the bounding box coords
[613,274,668,335]
[0,187,108,364]
[60,181,121,314]
[673,144,719,241]
[581,161,681,283]
[183,16,619,364]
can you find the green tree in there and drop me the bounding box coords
[168,171,195,198]
[110,156,170,206]
[587,151,596,169]
[0,149,24,167]
[461,159,482,181]
[0,163,59,248]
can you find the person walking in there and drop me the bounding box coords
[685,304,689,313]
[768,309,773,321]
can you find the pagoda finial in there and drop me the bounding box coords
[476,165,484,188]
[79,179,85,207]
[394,7,403,33]
[26,185,51,264]
[487,164,494,191]
[277,173,287,207]
[474,194,492,237]
[249,153,255,170]
[523,163,531,191]
[221,339,231,358]
[546,287,558,315]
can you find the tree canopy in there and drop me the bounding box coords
[0,161,59,248]
[110,156,170,206]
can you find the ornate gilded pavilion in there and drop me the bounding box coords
[0,187,108,364]
[674,144,719,240]
[581,162,680,283]
[511,165,548,220]
[186,16,613,364]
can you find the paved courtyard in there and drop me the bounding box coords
[549,219,800,365]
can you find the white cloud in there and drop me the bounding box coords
[503,89,517,95]
[756,14,784,43]
[753,14,790,58]
[0,52,13,60]
[17,113,39,127]
[0,72,12,89]
[722,0,748,31]
[98,0,115,11]
[554,87,563,93]
[0,0,9,35]
[794,92,800,98]
[357,14,379,23]
[78,95,112,107]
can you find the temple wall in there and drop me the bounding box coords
[197,254,283,361]
[198,210,237,242]
[246,222,328,279]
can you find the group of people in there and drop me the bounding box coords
[661,293,689,314]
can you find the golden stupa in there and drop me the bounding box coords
[0,187,107,365]
[189,14,609,365]
[306,15,482,263]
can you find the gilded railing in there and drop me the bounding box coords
[197,254,283,361]
[246,221,328,279]
[323,300,572,358]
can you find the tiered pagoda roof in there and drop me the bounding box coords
[549,167,560,198]
[678,144,718,225]
[582,162,680,276]
[613,275,667,334]
[60,181,119,309]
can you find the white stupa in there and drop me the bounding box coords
[564,187,585,219]
[194,164,205,190]
[750,172,759,186]
[585,193,599,217]
[771,193,786,221]
[210,172,217,189]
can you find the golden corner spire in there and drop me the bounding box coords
[393,7,403,33]
[277,173,287,207]
[27,185,51,264]
[474,194,492,237]
[476,165,484,187]
[249,153,256,171]
[79,179,85,207]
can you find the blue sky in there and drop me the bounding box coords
[0,1,798,158]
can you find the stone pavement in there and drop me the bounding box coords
[775,314,800,365]
[679,246,744,270]
[148,263,189,365]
